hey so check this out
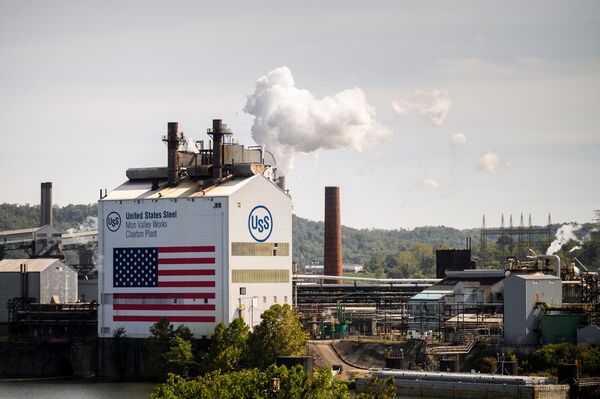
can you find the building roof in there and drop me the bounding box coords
[510,273,561,280]
[0,258,68,273]
[102,173,277,201]
[0,227,41,237]
[410,290,452,301]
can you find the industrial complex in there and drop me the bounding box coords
[0,119,599,398]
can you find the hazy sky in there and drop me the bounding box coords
[1,1,599,229]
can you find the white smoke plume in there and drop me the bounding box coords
[392,89,452,126]
[66,216,98,234]
[479,151,500,175]
[179,136,199,154]
[244,66,390,173]
[450,132,467,144]
[422,178,440,189]
[546,223,582,255]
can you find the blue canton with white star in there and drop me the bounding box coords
[113,247,159,287]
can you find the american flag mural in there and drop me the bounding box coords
[111,245,217,323]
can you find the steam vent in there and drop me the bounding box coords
[324,186,342,284]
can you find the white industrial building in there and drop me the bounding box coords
[503,273,562,345]
[98,120,292,338]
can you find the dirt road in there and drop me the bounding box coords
[308,340,369,380]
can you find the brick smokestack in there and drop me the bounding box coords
[324,186,342,284]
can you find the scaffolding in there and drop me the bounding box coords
[480,213,553,266]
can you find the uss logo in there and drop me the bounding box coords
[248,205,273,242]
[106,211,122,232]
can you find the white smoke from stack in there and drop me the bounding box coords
[546,223,582,255]
[179,136,199,154]
[450,132,467,144]
[479,151,500,175]
[66,216,98,235]
[392,89,452,126]
[244,66,391,173]
[568,246,582,253]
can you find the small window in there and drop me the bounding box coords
[263,296,267,304]
[273,296,277,303]
[240,287,246,295]
[101,327,111,334]
[272,249,277,256]
[284,296,288,303]
[204,298,208,304]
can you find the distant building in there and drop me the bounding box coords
[304,264,364,275]
[0,258,78,323]
[408,269,504,333]
[435,249,475,278]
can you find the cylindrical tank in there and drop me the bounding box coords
[324,186,342,284]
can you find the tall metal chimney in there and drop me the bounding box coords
[324,186,342,284]
[277,175,286,191]
[40,182,52,226]
[211,119,224,181]
[167,122,179,187]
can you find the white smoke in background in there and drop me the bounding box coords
[422,178,440,189]
[479,151,500,175]
[450,132,467,144]
[546,223,583,255]
[179,136,199,154]
[568,246,582,253]
[66,216,98,235]
[392,89,452,126]
[244,66,391,172]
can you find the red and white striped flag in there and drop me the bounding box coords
[112,245,216,323]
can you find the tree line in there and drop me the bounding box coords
[1,203,598,274]
[114,304,395,399]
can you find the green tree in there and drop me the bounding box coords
[247,304,307,369]
[147,318,195,380]
[357,376,397,399]
[165,336,198,378]
[206,317,250,372]
[150,365,348,399]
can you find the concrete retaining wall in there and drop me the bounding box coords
[356,378,569,399]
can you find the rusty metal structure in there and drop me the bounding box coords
[40,182,52,226]
[324,186,342,284]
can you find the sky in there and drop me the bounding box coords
[0,1,599,229]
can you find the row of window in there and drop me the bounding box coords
[238,287,288,305]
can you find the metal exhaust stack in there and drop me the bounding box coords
[40,182,52,226]
[277,175,286,191]
[211,119,224,181]
[167,122,179,187]
[324,186,342,284]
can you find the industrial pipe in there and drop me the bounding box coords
[531,254,561,277]
[212,119,224,180]
[167,122,179,187]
